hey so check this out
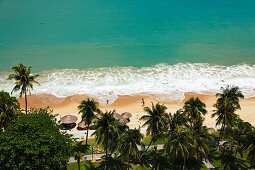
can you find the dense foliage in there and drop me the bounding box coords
[0,108,73,169]
[0,90,20,132]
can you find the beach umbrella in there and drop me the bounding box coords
[119,118,129,124]
[113,113,121,120]
[60,115,78,124]
[78,121,86,129]
[121,112,132,119]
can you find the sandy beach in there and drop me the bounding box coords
[16,93,255,129]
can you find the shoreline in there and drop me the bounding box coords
[17,93,255,128]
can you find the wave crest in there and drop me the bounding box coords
[1,63,255,103]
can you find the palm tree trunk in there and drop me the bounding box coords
[77,157,80,170]
[218,118,225,146]
[144,138,153,154]
[86,123,90,146]
[25,91,27,114]
[183,158,186,170]
[128,150,131,170]
[104,140,108,170]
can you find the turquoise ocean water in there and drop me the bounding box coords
[0,0,255,102]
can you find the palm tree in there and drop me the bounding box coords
[220,146,247,169]
[212,85,244,144]
[146,146,170,170]
[166,110,187,131]
[78,98,100,145]
[99,155,127,170]
[119,128,143,170]
[0,91,21,132]
[191,122,213,161]
[141,103,168,153]
[92,110,119,169]
[8,64,39,114]
[242,129,255,168]
[164,126,193,170]
[73,141,89,170]
[183,97,207,129]
[83,160,96,170]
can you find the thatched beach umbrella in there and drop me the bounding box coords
[121,112,132,119]
[78,121,86,129]
[60,115,78,124]
[113,113,121,120]
[119,118,129,124]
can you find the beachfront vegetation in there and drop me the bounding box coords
[8,64,39,114]
[1,82,255,169]
[73,141,89,170]
[141,103,168,153]
[78,98,101,145]
[0,108,73,169]
[212,85,244,146]
[0,90,21,132]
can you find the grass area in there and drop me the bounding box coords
[209,146,251,169]
[81,135,168,155]
[142,135,168,146]
[68,161,100,170]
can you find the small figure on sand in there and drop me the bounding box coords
[141,98,145,106]
[106,100,109,105]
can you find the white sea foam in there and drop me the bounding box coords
[1,63,255,104]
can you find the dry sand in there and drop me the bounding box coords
[17,93,255,128]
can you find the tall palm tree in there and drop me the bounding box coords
[0,91,21,132]
[141,103,168,153]
[119,128,143,170]
[73,141,89,170]
[243,129,255,168]
[78,98,100,145]
[146,146,170,170]
[99,155,127,170]
[191,121,213,161]
[212,85,244,144]
[220,146,247,169]
[166,110,187,131]
[8,64,39,114]
[92,110,119,169]
[164,126,193,170]
[183,97,207,129]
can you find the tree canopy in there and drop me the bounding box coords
[0,108,73,169]
[0,90,20,132]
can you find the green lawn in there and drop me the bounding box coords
[209,147,250,169]
[68,161,100,170]
[82,135,168,155]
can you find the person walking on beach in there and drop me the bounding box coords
[106,100,109,105]
[141,98,145,106]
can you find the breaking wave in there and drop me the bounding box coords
[1,63,255,104]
